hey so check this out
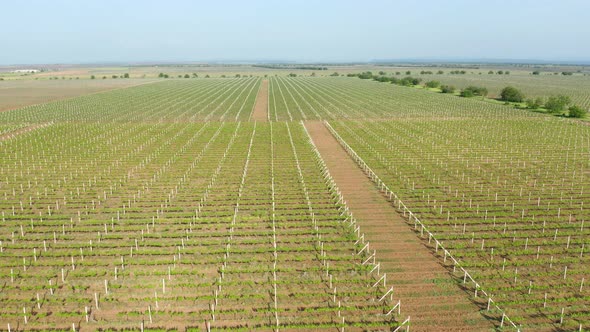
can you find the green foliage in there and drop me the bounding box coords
[545,95,572,113]
[425,80,440,89]
[440,85,456,94]
[90,75,96,79]
[500,86,525,103]
[158,72,165,78]
[123,73,130,78]
[525,97,544,109]
[287,73,297,77]
[330,72,339,76]
[562,71,574,76]
[460,86,488,97]
[184,74,190,78]
[568,105,587,118]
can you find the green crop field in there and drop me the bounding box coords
[0,71,589,331]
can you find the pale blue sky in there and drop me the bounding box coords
[1,0,589,64]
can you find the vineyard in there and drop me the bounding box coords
[329,118,590,331]
[0,75,589,331]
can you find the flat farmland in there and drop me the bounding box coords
[0,80,152,112]
[329,118,590,331]
[0,75,589,331]
[0,121,406,331]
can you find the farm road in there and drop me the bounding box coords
[304,121,494,332]
[250,79,268,121]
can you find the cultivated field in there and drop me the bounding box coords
[0,72,589,331]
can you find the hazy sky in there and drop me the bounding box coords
[2,0,589,64]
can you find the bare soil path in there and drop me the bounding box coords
[304,121,494,332]
[250,79,268,121]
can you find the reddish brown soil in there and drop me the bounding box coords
[250,80,268,122]
[305,121,494,332]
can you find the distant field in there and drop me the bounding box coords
[0,79,152,112]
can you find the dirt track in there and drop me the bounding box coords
[250,79,268,121]
[304,121,493,331]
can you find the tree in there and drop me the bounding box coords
[112,75,118,79]
[545,95,572,113]
[405,71,411,75]
[184,74,190,78]
[425,80,440,88]
[545,95,571,113]
[192,73,198,78]
[123,73,130,78]
[568,105,587,118]
[440,85,456,93]
[500,86,525,102]
[330,72,339,76]
[378,71,386,75]
[488,70,494,74]
[90,75,96,79]
[437,70,444,74]
[532,71,540,75]
[461,86,488,97]
[525,97,544,109]
[158,73,165,78]
[562,71,574,76]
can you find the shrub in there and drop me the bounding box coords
[568,105,587,118]
[545,95,571,113]
[525,97,544,109]
[461,86,488,97]
[425,80,440,88]
[500,86,525,102]
[440,85,456,93]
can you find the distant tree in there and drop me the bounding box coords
[112,75,118,79]
[158,73,165,78]
[330,72,339,76]
[497,70,504,75]
[437,70,444,74]
[545,95,571,113]
[525,97,544,109]
[405,71,411,75]
[504,71,510,75]
[102,76,107,79]
[192,73,198,78]
[532,71,540,75]
[461,86,488,97]
[235,74,241,78]
[488,70,494,74]
[205,74,210,78]
[288,73,297,77]
[425,80,441,88]
[378,71,386,75]
[562,71,574,76]
[123,73,130,78]
[310,72,316,77]
[568,105,587,118]
[500,86,525,102]
[177,75,182,78]
[440,85,456,93]
[395,72,401,75]
[184,74,190,78]
[90,75,96,79]
[163,74,169,78]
